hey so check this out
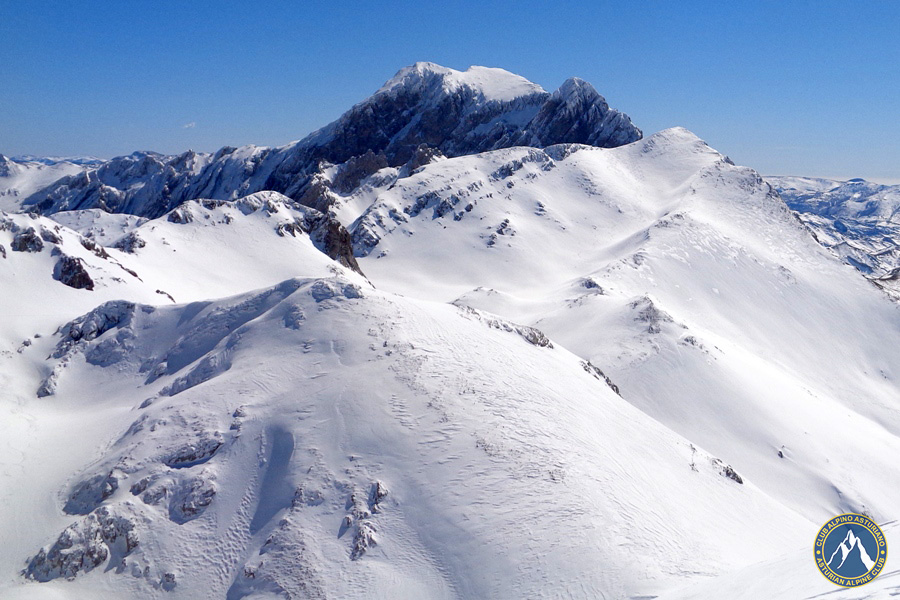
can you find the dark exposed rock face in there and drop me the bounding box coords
[403,143,444,174]
[11,227,44,252]
[40,226,62,244]
[80,237,109,259]
[507,78,640,149]
[712,458,744,484]
[167,206,194,223]
[24,63,641,220]
[331,150,390,194]
[23,507,138,582]
[163,435,223,469]
[112,231,146,253]
[581,360,621,396]
[306,213,363,274]
[53,254,95,290]
[268,196,364,275]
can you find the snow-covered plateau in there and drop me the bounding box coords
[1,63,898,600]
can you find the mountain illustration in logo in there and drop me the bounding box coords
[827,527,876,576]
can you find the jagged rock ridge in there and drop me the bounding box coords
[24,63,641,219]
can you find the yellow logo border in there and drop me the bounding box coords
[814,513,888,588]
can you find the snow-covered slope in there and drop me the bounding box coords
[345,128,900,528]
[375,62,545,102]
[2,272,814,600]
[0,155,86,212]
[105,191,362,302]
[0,210,165,342]
[22,63,640,218]
[768,175,900,299]
[656,520,900,600]
[48,209,148,246]
[3,64,899,599]
[0,191,359,339]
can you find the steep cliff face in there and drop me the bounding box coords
[24,63,641,218]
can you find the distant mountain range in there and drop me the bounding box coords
[10,155,105,166]
[768,175,900,299]
[1,63,898,600]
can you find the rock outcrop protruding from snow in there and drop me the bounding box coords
[64,472,120,515]
[53,254,95,290]
[23,508,138,582]
[162,435,223,469]
[167,472,217,524]
[112,231,146,253]
[455,304,553,348]
[11,227,44,252]
[52,301,138,359]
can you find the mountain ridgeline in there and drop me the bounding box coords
[3,63,900,600]
[23,63,642,219]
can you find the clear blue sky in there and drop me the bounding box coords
[1,1,898,181]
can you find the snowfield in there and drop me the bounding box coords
[1,63,898,599]
[344,128,900,527]
[0,274,813,599]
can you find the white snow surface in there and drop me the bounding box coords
[1,130,898,599]
[344,129,900,526]
[657,521,899,600]
[0,156,86,212]
[376,62,546,103]
[49,209,148,245]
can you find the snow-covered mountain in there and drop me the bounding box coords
[6,268,811,599]
[22,63,641,219]
[10,155,105,166]
[768,176,900,299]
[339,128,900,528]
[2,64,899,600]
[0,155,88,213]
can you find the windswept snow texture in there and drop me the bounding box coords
[1,64,899,600]
[22,63,640,218]
[346,127,900,554]
[0,275,812,600]
[769,175,900,300]
[656,521,900,600]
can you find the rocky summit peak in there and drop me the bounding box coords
[22,63,642,219]
[555,77,601,99]
[377,62,546,103]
